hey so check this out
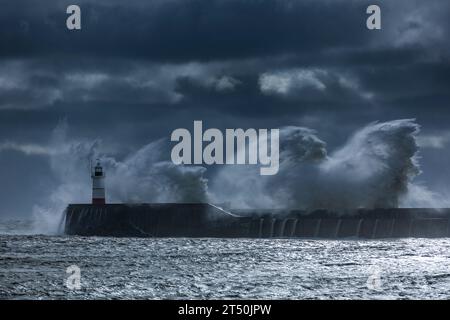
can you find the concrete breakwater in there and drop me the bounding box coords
[65,204,450,238]
[64,203,251,237]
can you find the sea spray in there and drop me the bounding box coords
[31,120,96,234]
[31,118,450,234]
[31,121,208,234]
[211,119,430,210]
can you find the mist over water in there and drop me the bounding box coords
[25,119,450,234]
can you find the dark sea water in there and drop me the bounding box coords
[1,221,450,299]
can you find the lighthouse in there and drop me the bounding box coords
[91,160,106,205]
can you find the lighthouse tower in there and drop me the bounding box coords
[91,160,106,205]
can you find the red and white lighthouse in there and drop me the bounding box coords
[91,160,106,205]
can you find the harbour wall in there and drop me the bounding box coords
[65,204,450,238]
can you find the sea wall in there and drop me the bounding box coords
[65,204,450,238]
[241,208,450,238]
[65,203,251,237]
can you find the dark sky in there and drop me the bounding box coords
[1,0,450,217]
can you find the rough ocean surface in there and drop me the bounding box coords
[1,226,450,299]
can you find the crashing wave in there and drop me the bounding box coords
[212,119,422,209]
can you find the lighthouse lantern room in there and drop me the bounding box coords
[92,160,106,205]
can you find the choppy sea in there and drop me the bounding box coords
[1,220,450,299]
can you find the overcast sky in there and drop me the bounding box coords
[1,0,450,217]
